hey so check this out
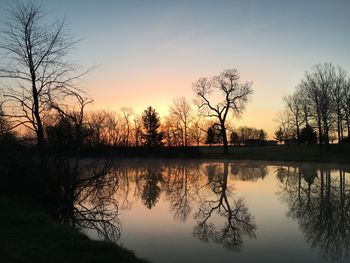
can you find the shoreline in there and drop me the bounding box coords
[79,145,350,165]
[0,197,149,263]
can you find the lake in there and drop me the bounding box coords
[82,159,350,263]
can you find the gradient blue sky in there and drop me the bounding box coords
[1,0,350,136]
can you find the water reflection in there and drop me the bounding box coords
[193,161,256,251]
[56,160,121,242]
[277,165,350,260]
[164,163,198,222]
[77,160,350,262]
[138,165,164,209]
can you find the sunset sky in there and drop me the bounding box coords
[1,0,350,137]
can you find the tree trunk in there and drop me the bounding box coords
[296,120,300,145]
[347,116,350,144]
[317,117,323,149]
[337,109,342,148]
[32,73,46,163]
[221,122,228,155]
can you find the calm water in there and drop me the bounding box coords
[83,159,350,263]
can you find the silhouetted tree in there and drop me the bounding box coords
[205,124,222,146]
[293,63,350,147]
[274,110,296,145]
[120,107,134,147]
[274,127,285,144]
[0,1,87,159]
[193,68,253,154]
[331,67,347,146]
[188,116,205,146]
[141,106,164,147]
[87,111,109,146]
[230,130,240,146]
[0,101,9,135]
[133,115,143,147]
[163,113,184,147]
[343,79,350,143]
[235,126,267,145]
[299,124,317,145]
[169,97,192,147]
[284,92,304,144]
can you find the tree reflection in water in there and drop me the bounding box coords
[56,160,121,243]
[128,160,257,251]
[138,166,164,209]
[68,159,350,258]
[277,165,350,260]
[193,161,256,251]
[163,162,199,222]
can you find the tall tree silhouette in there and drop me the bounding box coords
[141,106,164,147]
[0,1,87,160]
[193,68,253,154]
[169,97,192,147]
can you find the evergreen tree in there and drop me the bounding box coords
[142,106,164,147]
[274,127,285,144]
[299,124,317,145]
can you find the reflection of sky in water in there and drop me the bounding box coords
[84,160,350,263]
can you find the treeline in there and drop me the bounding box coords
[1,88,263,150]
[30,102,268,150]
[276,63,350,146]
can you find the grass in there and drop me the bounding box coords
[0,197,149,263]
[112,144,350,164]
[214,144,350,163]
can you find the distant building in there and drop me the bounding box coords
[244,139,278,146]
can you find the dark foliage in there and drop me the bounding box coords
[142,106,164,147]
[299,124,318,145]
[205,124,222,145]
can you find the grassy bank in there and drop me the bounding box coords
[107,144,350,164]
[0,197,148,263]
[202,144,350,163]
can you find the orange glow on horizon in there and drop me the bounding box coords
[85,68,282,139]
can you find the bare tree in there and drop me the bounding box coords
[343,78,350,143]
[120,107,134,147]
[104,111,120,146]
[289,63,350,147]
[163,114,183,147]
[283,92,304,144]
[331,66,347,145]
[274,110,295,145]
[188,115,205,146]
[0,1,87,158]
[169,97,192,147]
[193,68,253,154]
[87,111,107,146]
[133,115,143,147]
[0,98,8,134]
[305,63,334,146]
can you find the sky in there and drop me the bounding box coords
[1,0,350,137]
